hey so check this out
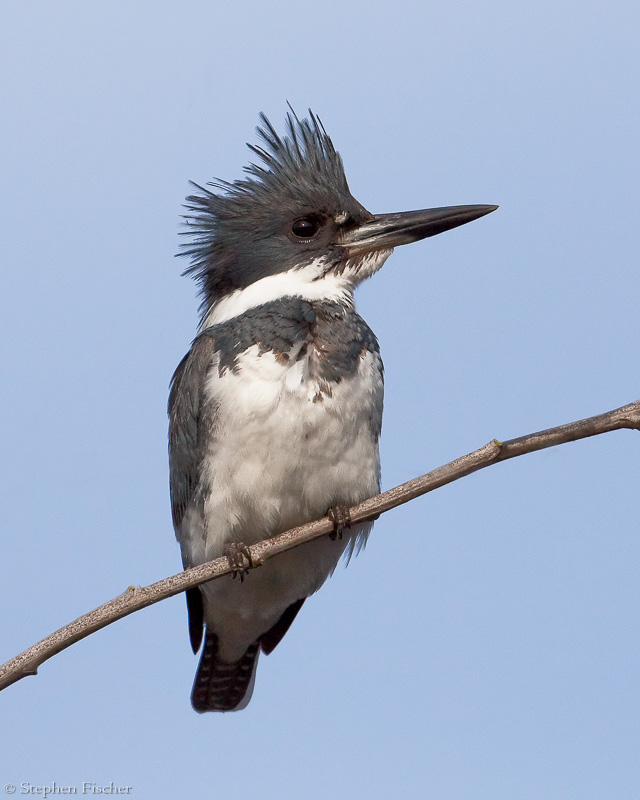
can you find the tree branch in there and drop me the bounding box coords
[1,399,638,694]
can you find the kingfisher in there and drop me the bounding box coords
[169,109,496,712]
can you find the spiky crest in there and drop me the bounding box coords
[178,108,362,315]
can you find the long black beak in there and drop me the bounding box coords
[343,204,498,256]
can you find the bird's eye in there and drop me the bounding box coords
[291,218,321,238]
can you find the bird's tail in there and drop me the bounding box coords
[191,630,260,713]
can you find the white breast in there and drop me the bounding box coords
[197,342,382,557]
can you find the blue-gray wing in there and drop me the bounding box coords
[168,335,217,654]
[168,335,215,532]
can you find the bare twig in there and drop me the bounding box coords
[1,399,638,694]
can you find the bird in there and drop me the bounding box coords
[168,108,497,712]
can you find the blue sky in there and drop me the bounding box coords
[1,2,639,798]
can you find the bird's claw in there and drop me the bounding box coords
[224,542,259,581]
[327,505,352,541]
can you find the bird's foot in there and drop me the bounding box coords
[327,505,352,541]
[224,542,261,582]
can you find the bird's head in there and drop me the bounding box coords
[180,109,496,323]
